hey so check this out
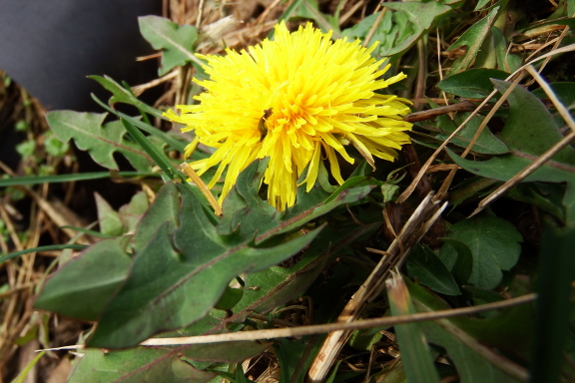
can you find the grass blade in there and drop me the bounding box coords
[0,245,87,264]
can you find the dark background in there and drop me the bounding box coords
[0,0,161,112]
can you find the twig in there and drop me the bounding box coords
[196,0,205,28]
[38,293,535,350]
[403,101,477,123]
[363,7,386,47]
[131,70,178,96]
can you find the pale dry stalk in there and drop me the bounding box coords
[307,192,448,382]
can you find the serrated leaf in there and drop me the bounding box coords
[406,245,460,296]
[382,1,452,57]
[88,160,374,348]
[448,79,575,224]
[218,160,375,241]
[438,216,521,289]
[342,1,451,58]
[89,218,319,348]
[408,279,529,383]
[34,236,132,321]
[138,15,199,76]
[437,69,509,98]
[447,7,499,74]
[46,111,154,172]
[68,341,268,383]
[89,75,165,119]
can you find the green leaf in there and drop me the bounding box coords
[10,352,45,383]
[87,159,374,348]
[436,109,508,155]
[95,192,124,236]
[138,15,199,76]
[46,111,154,172]
[387,274,441,383]
[448,79,575,224]
[34,236,132,321]
[134,182,180,252]
[118,191,150,233]
[349,328,383,351]
[447,7,500,74]
[68,342,268,383]
[343,2,452,58]
[491,27,521,73]
[91,93,187,152]
[0,244,87,265]
[437,69,509,99]
[532,82,575,112]
[507,182,565,221]
[44,131,69,156]
[438,216,521,289]
[408,279,528,383]
[89,75,165,120]
[474,0,492,10]
[214,285,244,310]
[382,1,452,57]
[531,223,575,383]
[406,245,460,296]
[438,238,473,285]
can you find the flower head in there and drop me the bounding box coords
[165,22,412,211]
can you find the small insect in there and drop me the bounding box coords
[258,108,273,139]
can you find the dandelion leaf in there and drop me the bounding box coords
[68,342,268,383]
[138,15,198,76]
[86,161,373,348]
[343,1,452,57]
[406,245,461,295]
[33,236,132,321]
[46,111,154,172]
[447,7,499,74]
[437,68,509,99]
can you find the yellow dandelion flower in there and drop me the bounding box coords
[165,21,412,211]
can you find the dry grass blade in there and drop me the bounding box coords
[180,162,223,216]
[525,65,575,133]
[307,193,448,382]
[38,293,535,350]
[470,65,575,217]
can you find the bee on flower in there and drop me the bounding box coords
[164,21,412,211]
